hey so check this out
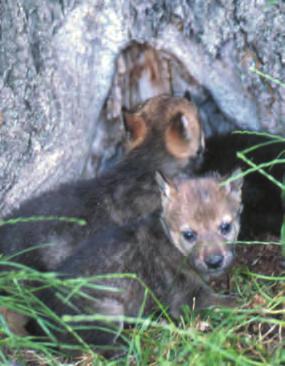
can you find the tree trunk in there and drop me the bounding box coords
[0,0,284,215]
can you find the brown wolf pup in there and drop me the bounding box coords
[0,94,204,271]
[29,171,243,350]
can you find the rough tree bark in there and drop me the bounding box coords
[0,0,284,215]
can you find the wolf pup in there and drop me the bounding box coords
[0,94,204,271]
[29,171,243,348]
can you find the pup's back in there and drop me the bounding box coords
[0,94,204,271]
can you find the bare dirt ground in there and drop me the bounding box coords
[236,238,283,276]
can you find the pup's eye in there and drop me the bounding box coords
[219,222,232,235]
[182,229,197,242]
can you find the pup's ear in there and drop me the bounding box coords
[122,106,147,149]
[222,169,244,202]
[155,171,177,200]
[170,113,192,142]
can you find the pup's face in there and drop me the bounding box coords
[123,94,204,175]
[157,172,243,279]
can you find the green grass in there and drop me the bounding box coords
[250,66,285,89]
[0,216,87,227]
[0,260,284,365]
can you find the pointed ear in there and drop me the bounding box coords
[122,107,147,149]
[155,171,177,200]
[223,169,244,202]
[184,90,192,102]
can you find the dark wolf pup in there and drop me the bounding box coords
[0,94,204,271]
[29,171,243,349]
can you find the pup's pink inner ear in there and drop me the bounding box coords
[123,110,147,149]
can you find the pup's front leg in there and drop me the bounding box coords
[169,281,237,318]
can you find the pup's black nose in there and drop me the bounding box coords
[205,254,224,269]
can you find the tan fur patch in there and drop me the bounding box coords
[125,95,203,163]
[124,113,148,150]
[165,104,202,161]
